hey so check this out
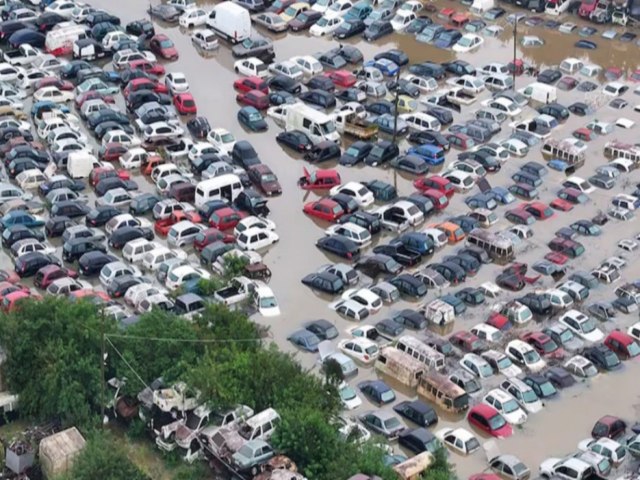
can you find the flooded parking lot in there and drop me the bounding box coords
[4,0,640,475]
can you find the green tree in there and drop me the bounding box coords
[0,298,117,426]
[59,431,147,480]
[422,448,456,480]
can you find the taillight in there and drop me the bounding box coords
[347,252,352,259]
[363,355,369,361]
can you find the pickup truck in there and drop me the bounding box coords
[213,276,256,306]
[509,117,551,139]
[422,92,462,112]
[333,111,378,140]
[445,88,477,106]
[1,44,41,67]
[372,205,410,232]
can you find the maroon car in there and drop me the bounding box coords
[193,228,235,252]
[149,34,179,60]
[98,143,128,162]
[34,77,73,91]
[247,164,282,195]
[236,90,269,110]
[33,265,78,289]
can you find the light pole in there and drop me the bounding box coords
[391,68,401,190]
[512,20,517,88]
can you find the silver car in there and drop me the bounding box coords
[252,12,288,32]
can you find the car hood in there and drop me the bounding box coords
[261,180,281,193]
[539,457,562,475]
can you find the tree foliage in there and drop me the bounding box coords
[59,431,147,480]
[422,448,455,480]
[0,298,117,426]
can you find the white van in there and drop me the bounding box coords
[45,25,88,56]
[142,246,186,271]
[284,103,340,144]
[400,112,441,132]
[195,174,243,207]
[67,151,98,179]
[396,335,446,371]
[559,57,584,74]
[122,239,160,264]
[206,1,251,43]
[518,82,557,103]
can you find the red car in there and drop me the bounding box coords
[421,188,449,210]
[236,90,269,110]
[174,93,197,115]
[123,78,168,97]
[89,167,130,187]
[209,207,247,230]
[2,290,33,312]
[303,198,344,222]
[449,331,483,353]
[604,331,640,360]
[521,331,565,359]
[544,251,569,265]
[155,210,203,236]
[34,77,73,91]
[550,198,574,212]
[128,59,165,76]
[149,34,179,61]
[33,265,78,289]
[0,269,19,284]
[522,201,554,220]
[630,68,640,83]
[413,175,454,198]
[0,281,28,301]
[505,208,535,226]
[573,127,596,142]
[98,143,128,162]
[470,475,501,480]
[233,76,269,94]
[486,313,512,331]
[298,168,340,190]
[68,290,110,303]
[247,164,282,195]
[591,415,626,440]
[323,70,357,87]
[75,91,115,109]
[446,132,475,151]
[467,404,512,438]
[193,228,235,252]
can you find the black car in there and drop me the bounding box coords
[129,193,160,215]
[375,48,409,67]
[583,345,621,371]
[85,11,121,27]
[87,109,130,131]
[364,140,399,166]
[536,102,570,122]
[522,375,558,399]
[355,254,403,278]
[107,274,142,298]
[363,20,393,40]
[338,211,381,235]
[126,91,171,112]
[336,88,365,103]
[442,59,476,76]
[386,78,420,98]
[457,246,490,264]
[423,106,452,126]
[404,194,435,216]
[537,68,562,84]
[329,45,363,64]
[409,62,445,80]
[8,29,45,49]
[45,216,74,238]
[429,262,466,285]
[232,140,261,169]
[125,19,155,38]
[0,127,32,144]
[544,366,576,389]
[85,206,120,227]
[517,293,552,316]
[306,75,335,93]
[6,146,49,165]
[303,319,339,340]
[0,20,33,41]
[304,141,341,163]
[50,201,90,219]
[391,309,427,329]
[268,90,296,106]
[391,155,429,175]
[15,252,59,278]
[316,235,360,260]
[7,158,38,178]
[275,130,312,153]
[301,271,345,294]
[408,130,450,151]
[389,274,427,298]
[33,12,65,32]
[340,141,373,166]
[62,238,106,263]
[95,177,138,197]
[398,428,439,455]
[331,193,358,214]
[316,52,347,70]
[333,19,365,39]
[39,177,84,196]
[288,10,322,30]
[373,243,420,266]
[375,318,404,336]
[454,287,485,306]
[267,75,301,94]
[299,89,335,110]
[108,227,154,249]
[183,116,209,139]
[78,251,117,277]
[234,189,270,217]
[393,400,438,427]
[2,224,44,248]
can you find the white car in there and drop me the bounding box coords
[484,97,522,117]
[331,299,369,321]
[505,339,546,372]
[521,35,544,47]
[102,130,141,148]
[142,122,183,143]
[234,216,276,237]
[102,32,137,51]
[33,86,74,104]
[191,29,219,50]
[45,0,76,17]
[105,213,151,235]
[179,8,209,27]
[19,69,47,91]
[124,283,163,308]
[253,283,280,317]
[16,169,46,190]
[329,182,374,208]
[452,33,484,52]
[47,278,90,296]
[390,10,415,31]
[11,239,54,260]
[483,389,528,425]
[471,325,503,344]
[459,353,494,379]
[559,310,604,342]
[268,60,304,81]
[618,239,638,251]
[436,428,480,455]
[628,322,640,341]
[236,227,279,251]
[539,457,594,480]
[499,377,543,413]
[122,239,160,264]
[443,170,475,193]
[342,288,382,314]
[403,74,438,94]
[310,15,344,36]
[233,57,268,78]
[324,0,353,18]
[338,382,362,410]
[207,128,237,154]
[291,55,323,76]
[165,265,210,290]
[577,438,626,464]
[564,355,598,378]
[481,350,522,377]
[338,337,379,364]
[70,5,95,22]
[325,223,371,247]
[188,142,217,162]
[30,54,65,72]
[501,138,529,157]
[165,72,190,94]
[394,200,424,225]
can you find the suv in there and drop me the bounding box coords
[62,238,106,263]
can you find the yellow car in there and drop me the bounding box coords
[280,2,309,22]
[386,94,419,113]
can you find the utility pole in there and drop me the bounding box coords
[512,20,517,88]
[100,306,106,427]
[391,68,401,190]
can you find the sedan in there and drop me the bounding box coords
[358,380,395,404]
[276,130,313,152]
[237,106,268,132]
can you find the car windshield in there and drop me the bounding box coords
[497,357,513,369]
[260,296,278,308]
[185,411,203,429]
[321,121,336,134]
[542,339,559,353]
[458,37,473,46]
[503,399,520,413]
[466,438,480,452]
[340,385,357,401]
[261,174,277,183]
[584,364,598,376]
[248,112,262,122]
[627,342,640,357]
[317,16,329,26]
[581,319,596,333]
[365,346,378,355]
[538,381,556,397]
[522,389,537,403]
[383,416,401,429]
[380,390,395,403]
[524,350,540,363]
[489,413,506,430]
[159,39,173,48]
[479,364,493,377]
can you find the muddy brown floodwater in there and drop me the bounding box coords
[26,0,640,476]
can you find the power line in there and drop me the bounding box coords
[106,337,150,390]
[105,333,264,344]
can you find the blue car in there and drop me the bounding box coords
[364,58,399,76]
[490,186,516,204]
[434,29,461,49]
[374,114,408,136]
[406,144,445,166]
[0,211,45,231]
[358,380,396,404]
[8,29,45,49]
[287,329,321,352]
[237,106,268,132]
[575,39,597,49]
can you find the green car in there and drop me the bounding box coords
[237,106,268,132]
[75,78,119,96]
